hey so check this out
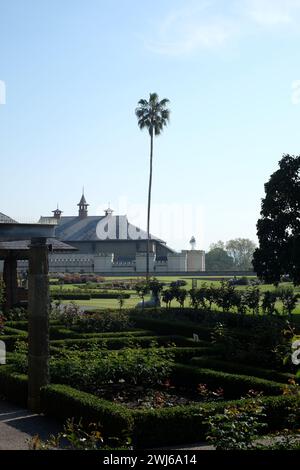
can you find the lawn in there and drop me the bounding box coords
[56,275,300,314]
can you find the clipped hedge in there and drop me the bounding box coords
[3,327,28,337]
[51,292,131,300]
[132,395,300,447]
[0,365,28,406]
[4,321,29,331]
[0,335,27,351]
[49,328,154,340]
[41,384,133,439]
[131,315,212,340]
[51,293,91,300]
[190,357,294,384]
[171,364,284,398]
[50,335,194,350]
[167,347,217,363]
[90,292,130,299]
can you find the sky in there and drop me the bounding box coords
[1,0,300,251]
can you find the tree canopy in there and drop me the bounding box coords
[206,238,256,271]
[253,154,300,285]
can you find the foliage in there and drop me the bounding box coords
[205,392,267,450]
[29,418,131,450]
[276,287,300,316]
[205,247,234,271]
[135,93,170,276]
[74,310,133,333]
[49,301,83,327]
[41,384,134,439]
[261,291,278,315]
[12,343,175,391]
[226,239,257,271]
[253,154,300,285]
[3,307,28,321]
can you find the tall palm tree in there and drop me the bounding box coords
[135,93,170,279]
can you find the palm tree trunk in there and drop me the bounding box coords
[146,129,153,280]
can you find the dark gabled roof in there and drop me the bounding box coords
[0,212,17,224]
[51,214,166,244]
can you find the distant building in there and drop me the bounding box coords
[1,195,206,274]
[39,193,175,262]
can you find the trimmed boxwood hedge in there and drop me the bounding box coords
[190,357,294,384]
[171,364,284,398]
[0,365,28,406]
[0,335,27,351]
[50,335,195,350]
[49,328,154,340]
[41,384,133,439]
[132,395,300,447]
[0,366,298,448]
[51,292,131,300]
[131,316,212,339]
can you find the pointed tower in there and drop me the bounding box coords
[78,191,89,219]
[52,204,63,220]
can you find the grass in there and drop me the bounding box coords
[55,275,300,314]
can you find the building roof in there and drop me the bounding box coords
[78,194,88,206]
[50,215,166,243]
[0,212,17,224]
[0,238,76,259]
[0,238,76,252]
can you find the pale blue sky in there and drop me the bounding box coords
[1,0,300,251]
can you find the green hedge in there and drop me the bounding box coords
[4,321,28,331]
[167,347,217,363]
[51,293,91,300]
[0,335,27,351]
[190,357,294,384]
[3,327,28,337]
[90,292,130,299]
[50,335,194,350]
[131,316,212,340]
[51,292,130,300]
[171,364,284,398]
[0,365,28,406]
[132,395,300,447]
[41,384,133,439]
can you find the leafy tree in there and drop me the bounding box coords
[253,154,300,284]
[226,238,256,270]
[205,247,234,271]
[135,93,170,278]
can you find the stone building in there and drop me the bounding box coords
[0,195,206,274]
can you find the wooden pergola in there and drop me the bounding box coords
[0,238,75,312]
[0,223,75,413]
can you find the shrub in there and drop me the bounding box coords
[132,395,300,447]
[0,365,28,406]
[190,357,294,384]
[276,287,300,316]
[74,311,133,333]
[171,364,284,398]
[4,307,28,321]
[41,384,133,440]
[205,392,267,450]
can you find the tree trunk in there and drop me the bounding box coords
[146,130,153,280]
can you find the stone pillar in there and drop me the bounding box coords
[3,254,18,312]
[27,238,50,412]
